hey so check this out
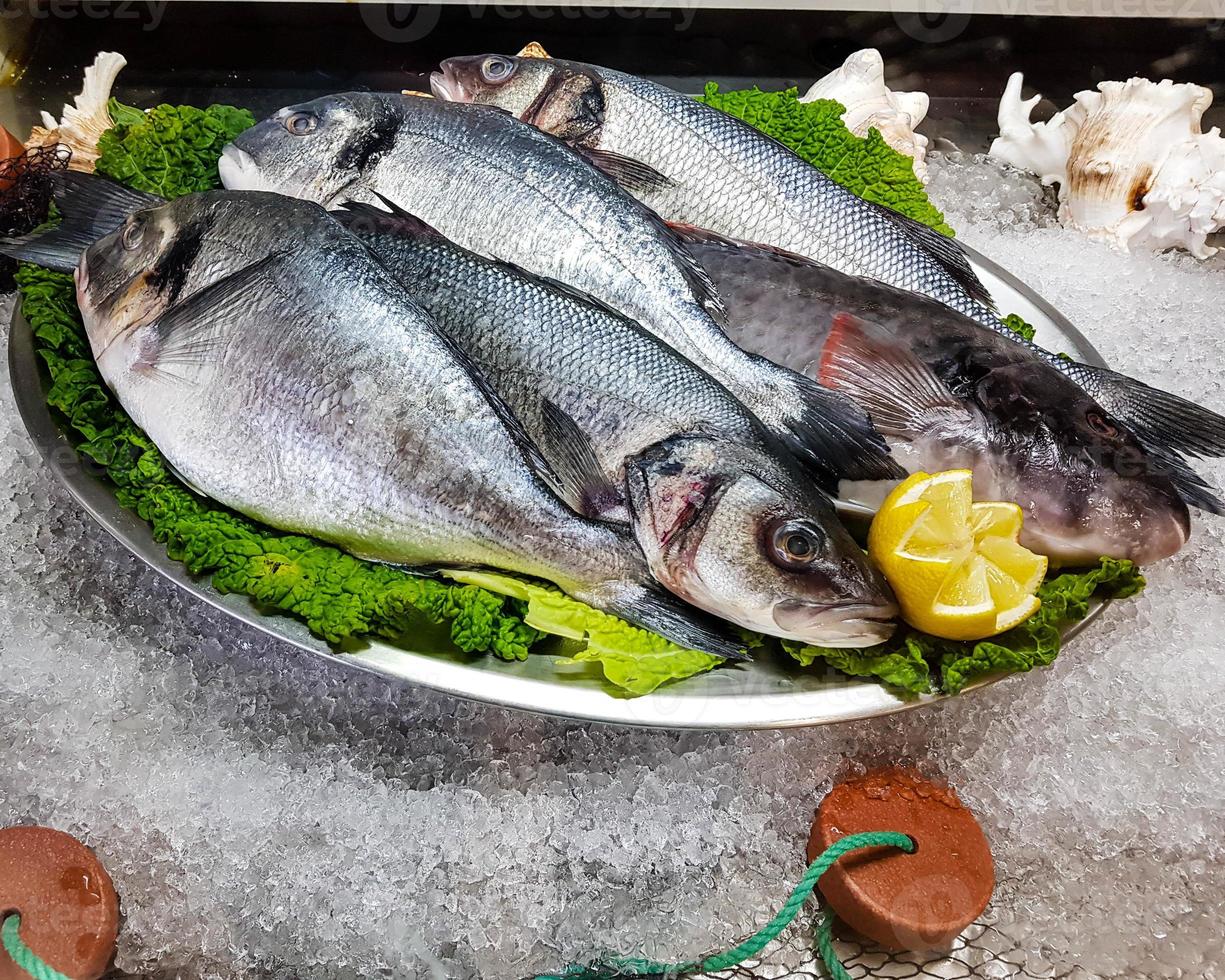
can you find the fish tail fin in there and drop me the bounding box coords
[594,579,751,662]
[0,171,162,272]
[755,364,907,487]
[1074,362,1225,458]
[1147,445,1225,515]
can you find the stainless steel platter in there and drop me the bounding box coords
[7,243,1111,729]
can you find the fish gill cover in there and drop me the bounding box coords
[13,96,1142,698]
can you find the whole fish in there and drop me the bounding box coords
[430,55,997,323]
[217,92,901,486]
[3,177,745,659]
[433,55,1225,463]
[677,227,1206,566]
[335,201,897,646]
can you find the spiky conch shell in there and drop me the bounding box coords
[989,72,1225,259]
[800,49,930,184]
[26,51,129,172]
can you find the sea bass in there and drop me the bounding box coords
[679,228,1204,565]
[433,54,1225,464]
[431,55,997,324]
[217,92,900,485]
[335,201,897,646]
[3,178,745,658]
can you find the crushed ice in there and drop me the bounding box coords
[2,152,1224,978]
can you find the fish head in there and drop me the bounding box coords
[817,311,1191,566]
[970,362,1191,565]
[219,93,404,206]
[432,55,606,144]
[625,434,898,648]
[76,191,330,383]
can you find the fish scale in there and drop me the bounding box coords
[220,92,900,486]
[2,179,747,659]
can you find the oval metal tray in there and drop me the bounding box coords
[7,243,1110,729]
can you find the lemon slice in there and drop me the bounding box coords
[868,470,1048,641]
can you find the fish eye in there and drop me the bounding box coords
[481,56,515,83]
[284,111,318,136]
[1086,410,1119,438]
[120,220,143,251]
[767,519,825,570]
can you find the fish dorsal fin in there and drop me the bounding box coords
[871,203,996,311]
[333,194,446,239]
[576,146,675,195]
[536,398,623,517]
[817,311,969,436]
[146,250,289,378]
[657,221,729,326]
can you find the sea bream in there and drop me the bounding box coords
[216,92,901,486]
[677,227,1208,565]
[334,200,898,646]
[433,55,1225,464]
[1,179,746,659]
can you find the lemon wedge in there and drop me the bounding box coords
[868,470,1048,641]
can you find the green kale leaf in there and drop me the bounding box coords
[96,101,255,198]
[699,84,953,236]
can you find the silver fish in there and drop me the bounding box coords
[678,227,1203,566]
[335,200,897,646]
[431,55,997,323]
[433,54,1225,464]
[6,177,746,659]
[217,92,900,485]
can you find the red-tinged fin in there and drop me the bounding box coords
[817,311,970,437]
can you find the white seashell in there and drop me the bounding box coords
[26,51,128,171]
[801,49,930,183]
[989,71,1225,258]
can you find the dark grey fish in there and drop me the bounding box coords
[1,176,746,658]
[676,227,1202,566]
[335,200,897,647]
[216,91,901,486]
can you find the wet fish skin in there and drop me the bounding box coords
[57,182,745,658]
[335,201,898,646]
[432,55,996,323]
[219,92,901,486]
[680,228,1200,566]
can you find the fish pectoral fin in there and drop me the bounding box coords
[599,580,750,662]
[537,398,623,517]
[149,249,290,369]
[163,459,209,497]
[576,146,675,196]
[817,311,971,437]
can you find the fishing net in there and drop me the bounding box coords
[0,143,70,291]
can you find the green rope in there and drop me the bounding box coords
[535,830,914,979]
[1,914,75,980]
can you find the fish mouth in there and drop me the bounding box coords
[218,144,275,193]
[429,65,467,103]
[772,600,899,648]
